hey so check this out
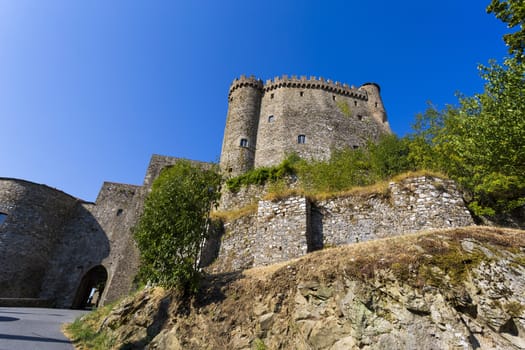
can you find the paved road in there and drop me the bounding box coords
[0,307,89,350]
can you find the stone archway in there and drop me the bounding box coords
[71,265,108,309]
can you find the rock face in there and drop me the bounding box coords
[83,226,525,350]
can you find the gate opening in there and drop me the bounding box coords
[71,265,108,309]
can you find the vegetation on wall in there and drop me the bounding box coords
[133,160,221,293]
[225,134,414,196]
[294,135,413,194]
[225,154,298,192]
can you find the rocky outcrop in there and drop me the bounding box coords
[73,226,525,350]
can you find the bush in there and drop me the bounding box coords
[133,161,221,293]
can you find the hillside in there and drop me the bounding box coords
[68,226,525,349]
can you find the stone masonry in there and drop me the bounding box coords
[207,176,474,273]
[220,75,391,177]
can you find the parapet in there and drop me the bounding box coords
[228,75,370,100]
[228,75,264,99]
[263,75,368,100]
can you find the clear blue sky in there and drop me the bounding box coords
[0,1,510,201]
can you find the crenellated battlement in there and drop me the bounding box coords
[228,75,264,98]
[228,74,369,100]
[263,75,368,100]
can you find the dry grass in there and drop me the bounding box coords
[261,170,449,204]
[74,226,525,350]
[263,188,305,201]
[391,169,448,182]
[308,181,391,201]
[241,226,525,286]
[211,203,258,221]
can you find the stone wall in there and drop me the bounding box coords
[0,178,79,298]
[255,77,390,168]
[40,182,140,308]
[217,183,267,211]
[316,176,474,247]
[206,176,474,273]
[0,154,197,308]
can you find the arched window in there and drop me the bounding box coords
[268,115,274,122]
[298,135,306,144]
[240,138,249,147]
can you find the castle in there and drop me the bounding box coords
[0,75,474,309]
[220,75,391,176]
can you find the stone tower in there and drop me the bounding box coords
[220,75,392,177]
[220,75,263,176]
[359,82,389,127]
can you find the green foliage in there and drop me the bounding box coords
[226,154,300,192]
[134,161,221,293]
[294,134,414,194]
[226,136,413,196]
[408,57,525,216]
[487,0,525,60]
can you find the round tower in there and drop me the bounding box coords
[359,82,391,133]
[220,75,263,177]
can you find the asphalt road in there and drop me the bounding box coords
[0,307,89,350]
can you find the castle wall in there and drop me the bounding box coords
[219,75,392,175]
[99,155,214,305]
[0,154,194,307]
[206,176,474,273]
[0,178,78,298]
[38,201,111,307]
[39,182,139,308]
[255,76,391,168]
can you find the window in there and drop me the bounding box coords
[332,95,336,101]
[357,115,363,121]
[354,101,357,107]
[298,134,306,144]
[268,115,274,122]
[0,213,7,225]
[240,138,249,147]
[375,102,378,107]
[353,145,359,150]
[300,91,304,97]
[116,209,123,217]
[270,93,274,99]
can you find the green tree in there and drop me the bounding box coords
[367,134,414,181]
[409,57,525,215]
[487,0,525,60]
[134,160,221,292]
